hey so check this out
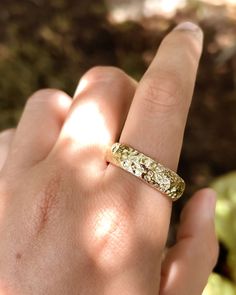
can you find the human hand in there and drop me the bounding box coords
[0,22,218,295]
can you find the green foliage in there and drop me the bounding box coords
[213,172,236,249]
[204,172,236,293]
[212,172,236,282]
[203,273,236,295]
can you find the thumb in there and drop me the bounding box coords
[160,189,219,295]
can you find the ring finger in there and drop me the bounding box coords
[107,22,204,249]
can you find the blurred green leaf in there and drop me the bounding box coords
[211,172,236,282]
[203,273,236,295]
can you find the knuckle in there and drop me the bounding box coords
[81,66,128,85]
[26,88,71,110]
[27,88,68,106]
[141,70,184,114]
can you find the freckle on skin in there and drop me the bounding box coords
[16,253,22,260]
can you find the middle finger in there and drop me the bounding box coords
[54,66,137,171]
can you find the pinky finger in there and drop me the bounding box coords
[160,189,219,295]
[0,129,15,170]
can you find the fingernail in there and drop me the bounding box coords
[174,21,201,32]
[174,22,203,43]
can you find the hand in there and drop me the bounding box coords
[0,22,218,295]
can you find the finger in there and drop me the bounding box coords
[160,189,219,295]
[8,89,72,168]
[54,66,137,170]
[120,22,203,171]
[0,129,15,170]
[107,22,204,248]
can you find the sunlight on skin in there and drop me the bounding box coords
[56,93,72,110]
[73,78,90,97]
[54,99,111,180]
[61,101,111,151]
[83,206,132,273]
[95,209,118,240]
[161,260,179,292]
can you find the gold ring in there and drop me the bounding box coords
[106,143,185,201]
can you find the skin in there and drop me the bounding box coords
[0,22,218,295]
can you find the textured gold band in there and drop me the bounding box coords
[106,143,185,201]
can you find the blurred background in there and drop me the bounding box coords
[0,0,236,292]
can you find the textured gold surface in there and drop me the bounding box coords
[106,143,185,201]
